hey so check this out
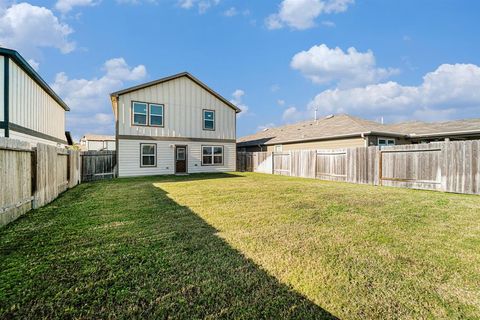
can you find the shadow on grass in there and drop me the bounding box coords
[0,174,336,319]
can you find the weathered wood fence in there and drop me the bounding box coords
[0,138,82,227]
[81,150,117,182]
[237,140,480,195]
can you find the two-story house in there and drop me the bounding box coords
[110,72,241,177]
[0,47,69,146]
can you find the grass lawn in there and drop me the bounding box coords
[1,173,480,319]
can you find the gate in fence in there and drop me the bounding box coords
[80,150,117,182]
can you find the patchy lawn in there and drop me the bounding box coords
[1,173,480,319]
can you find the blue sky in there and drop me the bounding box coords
[1,0,480,140]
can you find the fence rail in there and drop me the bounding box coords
[237,140,480,195]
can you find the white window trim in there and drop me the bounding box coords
[201,145,223,166]
[140,143,157,167]
[274,144,283,152]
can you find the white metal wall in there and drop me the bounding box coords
[118,139,236,177]
[117,76,236,140]
[8,59,66,141]
[9,130,62,147]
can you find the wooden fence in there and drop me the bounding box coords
[237,140,480,195]
[81,150,117,182]
[0,138,81,227]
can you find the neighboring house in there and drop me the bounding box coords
[80,134,116,151]
[0,47,70,146]
[110,72,241,177]
[237,114,480,152]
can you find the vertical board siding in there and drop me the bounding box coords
[118,77,236,140]
[8,60,65,142]
[0,138,81,227]
[237,140,480,195]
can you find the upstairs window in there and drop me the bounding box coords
[150,104,164,127]
[133,102,148,125]
[140,144,156,167]
[203,110,215,131]
[378,138,395,147]
[202,146,223,165]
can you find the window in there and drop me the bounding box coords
[275,145,283,152]
[176,147,186,161]
[203,110,215,131]
[140,144,156,167]
[378,138,395,147]
[133,102,148,125]
[202,146,223,165]
[150,104,164,127]
[132,102,165,127]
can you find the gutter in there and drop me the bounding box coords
[262,131,407,146]
[408,129,480,138]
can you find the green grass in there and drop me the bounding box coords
[1,173,480,319]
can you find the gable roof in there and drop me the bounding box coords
[238,114,480,147]
[0,47,70,111]
[237,114,404,146]
[110,72,241,113]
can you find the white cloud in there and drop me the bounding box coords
[266,0,353,30]
[270,84,280,92]
[282,106,307,123]
[277,99,285,106]
[306,63,480,122]
[55,0,98,13]
[27,59,40,71]
[178,0,220,14]
[52,58,147,137]
[0,2,75,56]
[223,7,237,17]
[230,89,249,116]
[321,20,335,27]
[291,44,399,88]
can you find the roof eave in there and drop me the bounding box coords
[110,72,241,113]
[0,47,70,111]
[409,130,480,138]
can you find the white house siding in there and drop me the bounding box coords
[8,59,65,142]
[118,139,236,177]
[0,55,4,122]
[117,76,236,140]
[9,130,63,147]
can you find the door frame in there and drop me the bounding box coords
[174,145,188,174]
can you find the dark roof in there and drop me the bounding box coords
[110,72,241,113]
[0,47,70,111]
[65,131,73,145]
[238,114,480,146]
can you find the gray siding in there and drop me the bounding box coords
[117,76,236,140]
